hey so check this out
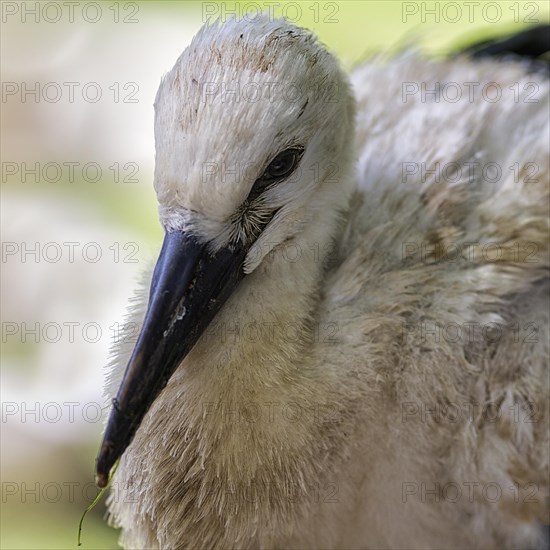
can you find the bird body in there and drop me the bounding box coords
[102,17,549,549]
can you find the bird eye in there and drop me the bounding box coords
[264,148,303,179]
[245,147,304,203]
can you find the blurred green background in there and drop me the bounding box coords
[1,1,548,548]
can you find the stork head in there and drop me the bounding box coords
[96,16,355,486]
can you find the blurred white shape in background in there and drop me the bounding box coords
[1,5,200,166]
[1,192,142,460]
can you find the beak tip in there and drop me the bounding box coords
[95,472,109,489]
[95,437,117,488]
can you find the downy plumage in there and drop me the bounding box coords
[100,17,549,549]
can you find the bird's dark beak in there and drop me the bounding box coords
[95,230,247,487]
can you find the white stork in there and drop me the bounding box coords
[95,16,549,549]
